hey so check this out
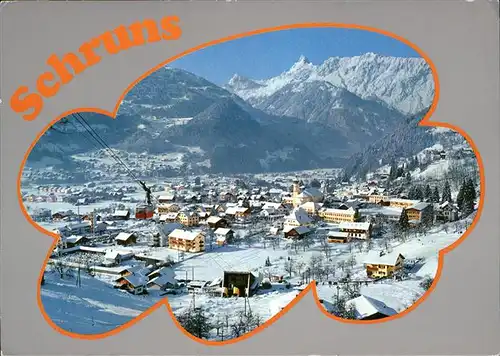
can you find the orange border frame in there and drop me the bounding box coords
[15,22,485,345]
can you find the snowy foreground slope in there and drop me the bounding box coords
[41,271,162,334]
[40,213,468,337]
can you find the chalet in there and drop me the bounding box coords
[388,198,420,209]
[345,295,397,320]
[364,252,405,279]
[158,194,176,204]
[338,221,372,240]
[197,211,210,220]
[222,271,263,298]
[67,221,92,235]
[161,212,179,223]
[206,216,228,229]
[214,228,234,246]
[64,235,89,248]
[405,202,434,225]
[115,274,147,295]
[283,225,311,239]
[112,210,130,221]
[436,201,459,222]
[146,268,177,290]
[300,202,324,217]
[147,274,177,291]
[318,207,358,223]
[368,193,389,204]
[115,232,137,246]
[177,211,200,227]
[261,202,287,215]
[103,251,122,266]
[225,206,251,219]
[147,266,172,280]
[157,203,180,214]
[284,207,313,227]
[327,230,351,243]
[168,229,205,253]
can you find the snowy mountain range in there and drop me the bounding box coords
[28,53,442,176]
[224,53,434,116]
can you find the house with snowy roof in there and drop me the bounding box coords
[214,228,234,246]
[284,207,313,228]
[206,216,228,229]
[435,201,459,222]
[111,209,130,221]
[405,202,434,225]
[345,295,398,320]
[338,221,372,240]
[168,229,205,253]
[114,232,137,246]
[146,267,177,291]
[115,273,148,295]
[283,225,312,239]
[299,201,324,217]
[318,207,358,223]
[363,251,405,279]
[177,210,200,227]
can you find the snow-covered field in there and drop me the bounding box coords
[41,271,162,335]
[39,209,468,338]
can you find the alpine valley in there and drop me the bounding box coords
[26,52,455,180]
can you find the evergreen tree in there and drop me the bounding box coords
[408,186,417,199]
[456,181,465,210]
[177,308,212,339]
[424,184,432,201]
[414,186,424,201]
[388,161,398,181]
[432,186,440,203]
[442,181,452,203]
[398,209,410,232]
[396,166,404,178]
[405,171,412,183]
[461,178,476,216]
[420,277,434,291]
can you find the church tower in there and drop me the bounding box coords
[292,179,301,208]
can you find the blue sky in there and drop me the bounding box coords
[168,27,421,85]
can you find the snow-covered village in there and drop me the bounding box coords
[20,29,481,341]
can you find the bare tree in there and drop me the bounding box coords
[320,238,332,259]
[347,254,357,269]
[243,233,254,248]
[337,260,346,272]
[308,255,323,281]
[295,261,305,278]
[284,259,295,278]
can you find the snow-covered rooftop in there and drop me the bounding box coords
[168,229,202,241]
[346,295,397,319]
[339,222,371,231]
[363,251,405,266]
